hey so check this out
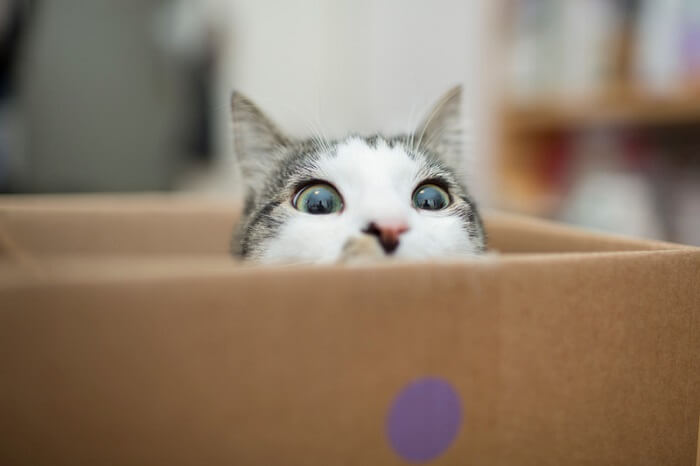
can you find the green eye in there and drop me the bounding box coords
[293,183,343,214]
[413,183,450,211]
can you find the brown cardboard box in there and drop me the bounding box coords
[0,195,698,466]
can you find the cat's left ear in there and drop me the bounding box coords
[231,91,291,191]
[414,85,463,170]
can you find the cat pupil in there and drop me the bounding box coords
[306,189,334,214]
[414,185,448,210]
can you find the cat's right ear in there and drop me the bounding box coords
[231,91,291,190]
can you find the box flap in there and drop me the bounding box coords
[0,195,240,258]
[0,195,687,260]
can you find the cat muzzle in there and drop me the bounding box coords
[362,221,410,254]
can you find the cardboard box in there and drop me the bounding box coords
[1,195,698,466]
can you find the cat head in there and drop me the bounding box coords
[231,87,486,264]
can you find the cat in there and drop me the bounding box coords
[231,86,486,264]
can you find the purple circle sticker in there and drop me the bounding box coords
[386,377,463,463]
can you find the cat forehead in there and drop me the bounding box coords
[313,137,424,186]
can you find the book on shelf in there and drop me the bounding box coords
[504,0,700,101]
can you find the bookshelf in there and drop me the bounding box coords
[494,0,700,244]
[503,89,700,133]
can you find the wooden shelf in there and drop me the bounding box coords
[493,2,700,221]
[502,90,700,133]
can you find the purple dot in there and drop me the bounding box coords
[386,377,463,463]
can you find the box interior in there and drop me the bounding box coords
[0,194,685,262]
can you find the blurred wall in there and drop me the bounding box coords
[204,0,492,200]
[11,0,493,199]
[18,0,187,192]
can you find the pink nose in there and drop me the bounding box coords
[363,221,410,254]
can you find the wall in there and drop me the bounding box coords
[199,0,492,201]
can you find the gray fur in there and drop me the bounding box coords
[231,87,486,260]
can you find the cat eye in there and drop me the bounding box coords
[413,183,450,211]
[293,183,343,214]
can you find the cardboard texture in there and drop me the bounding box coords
[0,195,698,466]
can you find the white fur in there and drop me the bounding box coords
[260,138,479,264]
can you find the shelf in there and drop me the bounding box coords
[502,90,700,133]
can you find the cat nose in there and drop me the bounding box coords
[362,221,410,254]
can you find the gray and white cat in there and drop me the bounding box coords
[231,87,486,264]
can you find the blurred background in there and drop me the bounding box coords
[1,0,699,245]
